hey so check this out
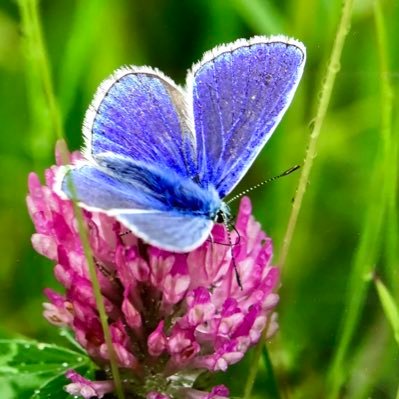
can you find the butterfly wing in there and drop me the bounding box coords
[187,36,306,197]
[57,163,168,213]
[56,161,215,252]
[83,66,196,178]
[117,212,213,252]
[57,36,305,252]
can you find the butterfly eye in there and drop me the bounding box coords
[215,210,225,224]
[214,204,232,225]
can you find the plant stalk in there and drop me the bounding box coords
[279,0,354,269]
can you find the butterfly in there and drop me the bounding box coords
[56,35,306,253]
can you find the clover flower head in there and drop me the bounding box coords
[27,143,280,399]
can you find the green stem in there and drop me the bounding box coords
[18,2,125,398]
[59,328,86,354]
[278,0,354,268]
[243,329,265,399]
[374,277,399,347]
[71,199,126,399]
[261,345,281,399]
[374,0,398,297]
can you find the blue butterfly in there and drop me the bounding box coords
[57,36,306,252]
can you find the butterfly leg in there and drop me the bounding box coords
[119,230,132,237]
[219,213,242,290]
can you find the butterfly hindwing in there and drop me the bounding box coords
[188,36,306,197]
[58,163,164,212]
[58,163,213,252]
[117,212,213,252]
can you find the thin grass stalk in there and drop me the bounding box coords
[374,277,399,346]
[242,335,264,399]
[385,139,399,297]
[373,277,399,399]
[17,2,125,398]
[71,193,127,399]
[325,1,393,397]
[261,345,281,399]
[374,1,398,296]
[278,0,354,269]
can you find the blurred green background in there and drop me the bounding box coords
[0,0,398,398]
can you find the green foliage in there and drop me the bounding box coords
[375,278,399,347]
[0,0,398,398]
[0,339,92,398]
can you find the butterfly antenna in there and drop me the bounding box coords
[226,165,301,205]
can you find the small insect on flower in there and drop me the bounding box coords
[55,35,306,252]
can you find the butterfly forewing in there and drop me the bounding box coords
[84,67,196,178]
[188,37,306,197]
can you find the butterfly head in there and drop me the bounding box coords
[214,202,232,224]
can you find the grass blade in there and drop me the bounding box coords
[261,345,281,399]
[374,0,398,297]
[374,277,399,346]
[279,0,354,269]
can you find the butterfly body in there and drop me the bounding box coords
[94,153,223,218]
[57,36,306,252]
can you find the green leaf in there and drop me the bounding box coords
[31,365,94,399]
[0,339,91,399]
[375,278,399,346]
